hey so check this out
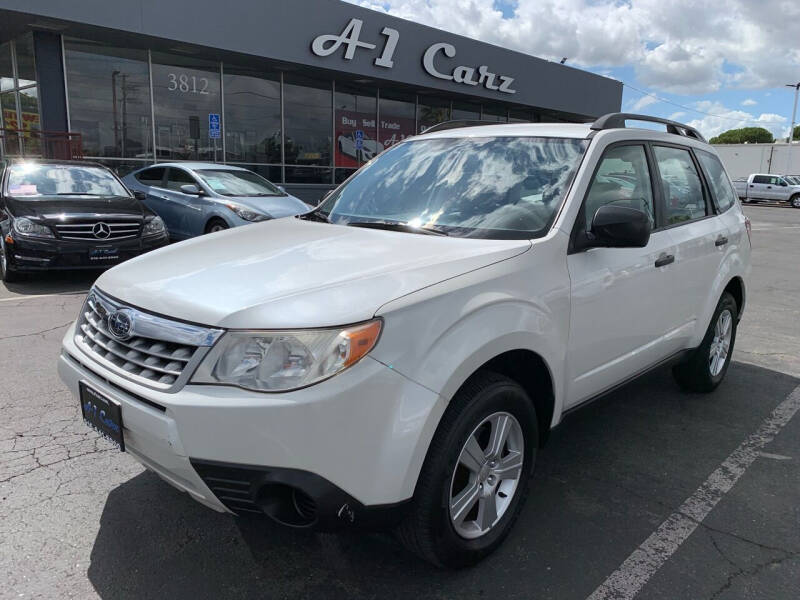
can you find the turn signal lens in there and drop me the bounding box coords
[340,320,383,368]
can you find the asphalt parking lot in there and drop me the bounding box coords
[1,205,798,600]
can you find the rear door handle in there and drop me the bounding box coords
[715,236,729,247]
[655,253,675,268]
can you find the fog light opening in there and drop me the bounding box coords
[255,483,317,527]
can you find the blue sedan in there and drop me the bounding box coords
[123,163,310,240]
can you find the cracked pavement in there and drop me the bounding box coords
[1,206,799,599]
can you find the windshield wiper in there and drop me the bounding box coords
[346,221,449,236]
[297,209,331,223]
[55,193,103,196]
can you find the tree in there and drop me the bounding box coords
[709,127,774,144]
[791,125,800,141]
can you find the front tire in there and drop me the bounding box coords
[672,292,738,392]
[205,218,229,234]
[0,240,22,284]
[396,371,537,567]
[790,194,800,209]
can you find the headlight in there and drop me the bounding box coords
[226,203,270,222]
[192,319,382,392]
[142,216,165,236]
[13,217,54,238]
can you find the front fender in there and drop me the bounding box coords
[372,241,570,427]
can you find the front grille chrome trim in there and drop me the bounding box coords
[74,288,223,393]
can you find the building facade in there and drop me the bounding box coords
[0,0,622,200]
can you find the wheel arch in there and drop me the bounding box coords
[724,276,745,320]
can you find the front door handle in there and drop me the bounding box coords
[767,186,772,189]
[655,253,675,268]
[715,236,729,247]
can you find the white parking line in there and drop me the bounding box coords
[587,384,800,600]
[0,290,89,303]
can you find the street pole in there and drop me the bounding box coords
[787,82,800,174]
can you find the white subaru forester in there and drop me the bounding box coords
[59,113,750,567]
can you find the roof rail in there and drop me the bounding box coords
[590,113,707,143]
[420,120,501,134]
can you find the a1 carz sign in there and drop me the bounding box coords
[311,18,516,95]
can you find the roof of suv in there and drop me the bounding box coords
[420,123,593,140]
[145,162,249,171]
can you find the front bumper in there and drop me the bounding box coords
[7,232,169,271]
[58,322,443,526]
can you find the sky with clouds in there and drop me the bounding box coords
[346,0,800,140]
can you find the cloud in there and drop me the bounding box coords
[348,0,800,95]
[629,94,659,112]
[684,101,787,139]
[741,99,757,106]
[668,112,687,121]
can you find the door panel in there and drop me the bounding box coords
[566,231,685,406]
[162,168,202,239]
[566,143,686,407]
[652,145,721,343]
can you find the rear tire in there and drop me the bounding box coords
[396,371,537,567]
[790,194,800,209]
[672,292,738,392]
[205,218,229,234]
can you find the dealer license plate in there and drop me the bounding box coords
[79,383,124,451]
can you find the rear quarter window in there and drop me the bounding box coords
[696,150,737,213]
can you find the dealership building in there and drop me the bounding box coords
[0,0,622,200]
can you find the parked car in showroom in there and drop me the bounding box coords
[59,113,750,567]
[0,159,168,283]
[733,173,800,207]
[123,163,310,240]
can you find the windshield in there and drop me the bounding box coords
[195,169,284,197]
[317,136,589,239]
[6,163,129,197]
[785,175,800,185]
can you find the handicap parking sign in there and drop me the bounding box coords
[209,113,221,139]
[355,129,364,150]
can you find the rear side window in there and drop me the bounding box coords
[583,145,655,229]
[696,150,736,212]
[166,168,198,192]
[752,175,778,185]
[135,167,165,187]
[653,146,708,225]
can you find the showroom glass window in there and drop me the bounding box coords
[452,101,480,121]
[223,65,280,165]
[64,38,152,159]
[482,104,508,122]
[283,74,332,183]
[378,91,415,151]
[0,35,40,156]
[509,108,535,123]
[418,95,450,132]
[151,52,221,162]
[334,83,377,181]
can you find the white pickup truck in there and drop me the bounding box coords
[733,173,800,208]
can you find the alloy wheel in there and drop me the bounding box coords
[449,411,524,539]
[709,309,733,377]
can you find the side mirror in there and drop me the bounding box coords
[179,183,203,195]
[132,190,147,201]
[587,204,651,248]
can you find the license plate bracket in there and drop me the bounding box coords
[79,382,125,451]
[89,247,119,261]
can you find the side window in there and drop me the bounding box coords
[769,176,782,186]
[696,150,736,213]
[653,146,708,225]
[752,175,769,184]
[165,168,198,192]
[135,167,166,187]
[584,145,655,229]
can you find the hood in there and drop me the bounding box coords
[96,217,530,329]
[6,195,146,222]
[225,194,311,218]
